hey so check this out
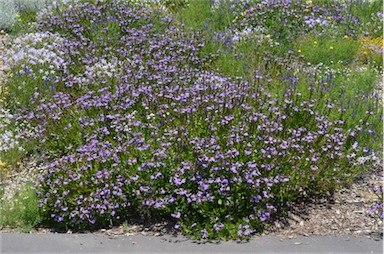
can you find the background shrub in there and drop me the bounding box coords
[0,0,17,32]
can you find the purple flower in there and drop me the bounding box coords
[171,212,181,219]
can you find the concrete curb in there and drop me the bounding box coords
[1,233,383,254]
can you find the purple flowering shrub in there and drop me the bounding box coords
[2,0,381,240]
[36,0,174,44]
[31,66,369,237]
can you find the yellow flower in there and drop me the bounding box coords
[0,161,6,167]
[298,49,302,53]
[265,34,271,39]
[329,46,334,50]
[357,36,383,56]
[314,41,318,45]
[343,35,349,40]
[326,16,332,20]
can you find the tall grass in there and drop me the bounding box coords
[0,183,42,232]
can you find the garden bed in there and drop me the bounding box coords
[0,0,383,241]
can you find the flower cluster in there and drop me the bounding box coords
[0,109,23,153]
[232,0,360,44]
[368,186,384,219]
[359,11,383,38]
[1,31,66,110]
[2,0,382,240]
[357,36,383,69]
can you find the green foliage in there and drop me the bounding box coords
[0,183,42,231]
[175,0,212,31]
[163,0,189,13]
[296,34,360,66]
[344,0,383,38]
[175,0,236,32]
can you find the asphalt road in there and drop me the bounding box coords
[0,233,383,254]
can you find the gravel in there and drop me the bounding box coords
[265,164,383,241]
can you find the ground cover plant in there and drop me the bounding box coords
[0,0,382,240]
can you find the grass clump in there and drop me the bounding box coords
[296,34,360,65]
[0,183,42,232]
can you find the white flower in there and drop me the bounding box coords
[357,156,369,165]
[352,142,359,151]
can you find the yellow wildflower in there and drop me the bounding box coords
[314,41,318,45]
[298,49,302,53]
[329,46,334,50]
[265,34,271,39]
[343,35,349,40]
[326,16,332,20]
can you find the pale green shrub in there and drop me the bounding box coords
[0,0,17,31]
[14,0,55,13]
